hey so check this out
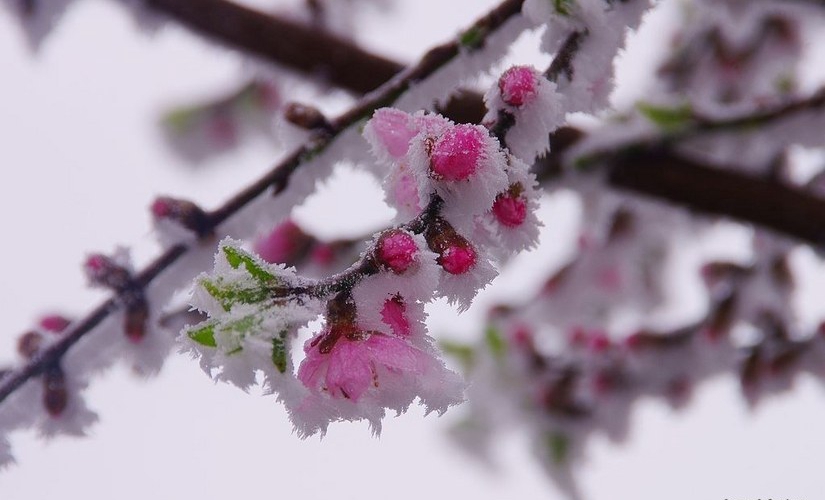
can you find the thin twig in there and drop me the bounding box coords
[0,0,526,405]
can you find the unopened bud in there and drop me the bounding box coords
[151,196,211,238]
[284,102,332,131]
[84,254,131,290]
[17,331,43,359]
[376,230,418,274]
[425,219,477,275]
[254,219,312,265]
[39,315,70,334]
[124,295,149,343]
[492,185,528,227]
[43,364,68,417]
[498,66,539,107]
[430,124,485,181]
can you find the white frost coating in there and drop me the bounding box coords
[436,249,498,313]
[485,67,567,162]
[353,234,441,306]
[526,0,652,114]
[395,15,532,114]
[37,370,98,439]
[1,0,74,50]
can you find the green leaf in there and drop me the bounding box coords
[200,278,270,311]
[187,323,217,347]
[547,432,569,464]
[485,325,506,359]
[553,0,574,16]
[459,26,487,49]
[219,314,265,355]
[271,330,288,373]
[224,314,260,334]
[440,340,476,371]
[637,102,694,131]
[222,246,277,283]
[163,107,200,133]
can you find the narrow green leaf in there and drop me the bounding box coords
[485,326,506,359]
[222,246,277,283]
[271,331,288,373]
[637,102,694,131]
[200,278,269,311]
[224,314,261,334]
[163,108,200,133]
[187,323,217,347]
[547,432,569,464]
[459,26,486,49]
[440,340,476,371]
[553,0,574,16]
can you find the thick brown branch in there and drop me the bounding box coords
[607,148,825,245]
[150,0,491,123]
[145,0,402,94]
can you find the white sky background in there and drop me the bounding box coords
[2,1,825,499]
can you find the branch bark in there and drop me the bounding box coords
[0,0,526,405]
[607,147,825,245]
[145,0,402,94]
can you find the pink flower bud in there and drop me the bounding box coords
[150,198,172,218]
[498,66,539,107]
[588,331,611,353]
[84,254,129,289]
[255,219,311,265]
[39,315,70,334]
[151,196,211,238]
[376,230,418,274]
[310,243,335,266]
[440,245,476,275]
[430,124,485,181]
[425,218,477,275]
[492,191,527,227]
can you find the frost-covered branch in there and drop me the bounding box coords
[0,0,527,417]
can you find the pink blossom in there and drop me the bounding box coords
[389,169,422,215]
[380,295,411,337]
[366,108,418,159]
[498,65,539,107]
[298,326,429,401]
[430,124,485,181]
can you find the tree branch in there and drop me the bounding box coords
[607,147,825,245]
[0,0,526,405]
[535,88,825,245]
[145,0,403,94]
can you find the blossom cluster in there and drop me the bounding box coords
[179,106,543,435]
